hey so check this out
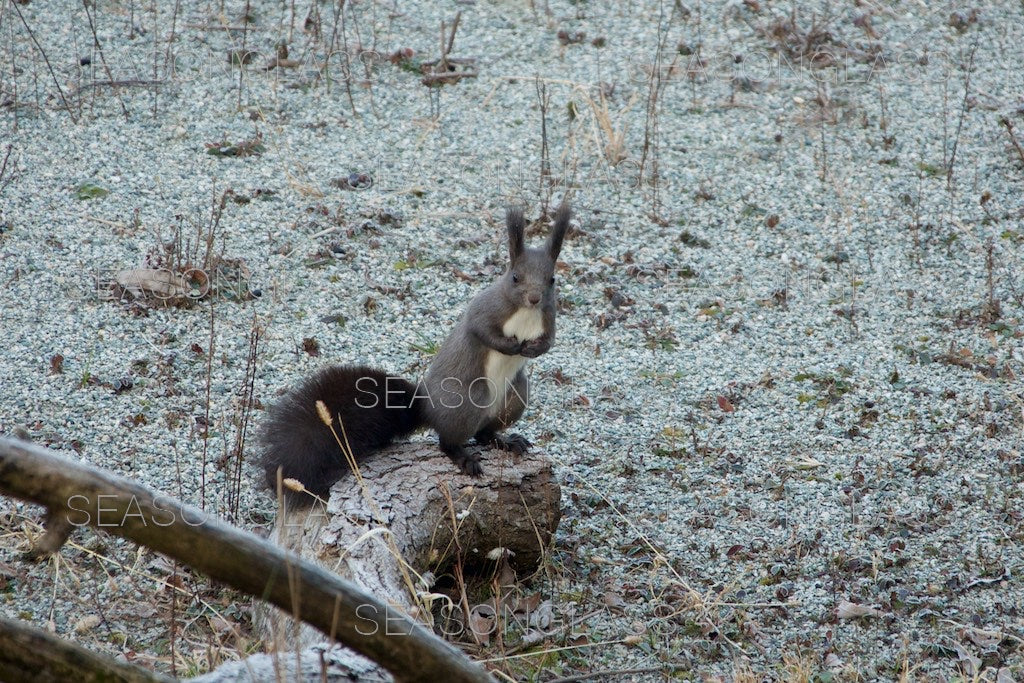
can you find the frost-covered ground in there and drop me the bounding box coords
[1,1,1023,680]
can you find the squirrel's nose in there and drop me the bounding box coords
[528,294,540,305]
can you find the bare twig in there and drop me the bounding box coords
[536,76,552,214]
[547,666,678,683]
[81,0,131,121]
[10,1,78,123]
[236,0,252,110]
[338,0,358,116]
[445,11,461,61]
[999,115,1024,166]
[163,0,182,82]
[946,42,977,191]
[420,70,477,86]
[75,79,163,92]
[225,313,262,522]
[640,0,679,223]
[0,144,15,192]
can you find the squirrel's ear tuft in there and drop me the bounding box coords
[546,201,571,260]
[506,205,525,260]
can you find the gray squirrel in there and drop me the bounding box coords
[259,203,570,505]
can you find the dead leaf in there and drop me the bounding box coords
[74,615,102,633]
[468,606,494,646]
[513,593,542,616]
[952,642,981,677]
[496,558,516,587]
[568,633,590,646]
[208,615,234,635]
[602,591,626,611]
[114,268,209,300]
[836,600,881,619]
[717,395,735,412]
[963,626,1003,649]
[528,600,554,630]
[787,456,824,470]
[264,57,299,70]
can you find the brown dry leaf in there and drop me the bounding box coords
[602,591,626,612]
[497,559,516,587]
[468,607,494,646]
[208,615,235,636]
[74,615,102,634]
[787,456,824,470]
[115,268,208,300]
[568,633,590,646]
[513,593,542,616]
[963,626,1003,649]
[264,57,299,70]
[952,642,981,677]
[836,600,881,619]
[717,395,735,412]
[451,267,474,283]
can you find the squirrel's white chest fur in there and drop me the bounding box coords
[482,307,544,411]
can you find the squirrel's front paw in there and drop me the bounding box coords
[519,337,550,358]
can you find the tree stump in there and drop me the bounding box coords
[256,440,562,654]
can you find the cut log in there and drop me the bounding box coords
[258,441,562,652]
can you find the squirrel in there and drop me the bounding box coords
[259,203,571,505]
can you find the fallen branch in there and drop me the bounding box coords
[0,615,172,683]
[421,71,478,86]
[0,436,492,683]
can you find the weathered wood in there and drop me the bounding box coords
[260,441,562,652]
[0,615,172,683]
[0,436,493,683]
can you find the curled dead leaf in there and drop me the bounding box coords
[602,591,626,611]
[114,268,210,301]
[836,599,881,620]
[468,605,495,646]
[74,615,102,634]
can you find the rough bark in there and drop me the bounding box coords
[0,436,492,683]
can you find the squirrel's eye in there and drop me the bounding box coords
[550,276,555,285]
[512,272,520,283]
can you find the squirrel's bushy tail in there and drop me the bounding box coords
[258,365,423,505]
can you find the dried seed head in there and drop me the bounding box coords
[316,400,333,426]
[486,547,515,561]
[283,478,306,492]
